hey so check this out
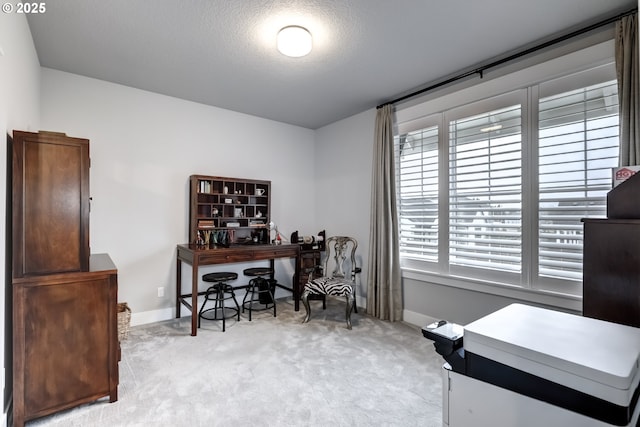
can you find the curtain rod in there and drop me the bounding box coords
[377,7,637,109]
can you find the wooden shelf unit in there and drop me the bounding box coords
[189,175,271,245]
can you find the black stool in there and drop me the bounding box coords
[199,272,240,332]
[242,267,276,321]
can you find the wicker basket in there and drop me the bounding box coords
[117,302,132,341]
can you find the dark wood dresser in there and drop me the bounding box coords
[12,255,119,427]
[10,131,119,427]
[582,170,640,328]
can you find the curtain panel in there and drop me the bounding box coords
[616,12,640,166]
[366,105,403,321]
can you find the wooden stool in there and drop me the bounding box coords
[199,272,240,332]
[242,267,276,321]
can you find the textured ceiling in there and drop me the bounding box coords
[27,0,636,129]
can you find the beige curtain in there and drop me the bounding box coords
[616,12,640,166]
[366,104,402,321]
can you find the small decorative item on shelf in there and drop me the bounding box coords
[259,228,269,243]
[291,230,326,251]
[269,221,288,244]
[199,181,211,193]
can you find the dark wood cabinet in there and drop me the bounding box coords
[582,219,640,327]
[290,230,326,310]
[10,131,118,427]
[12,255,119,427]
[582,171,640,328]
[189,175,271,245]
[11,130,90,277]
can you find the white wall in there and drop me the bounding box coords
[314,109,376,306]
[0,12,41,427]
[39,68,317,324]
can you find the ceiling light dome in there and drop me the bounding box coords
[277,25,312,57]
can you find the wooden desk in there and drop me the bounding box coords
[176,243,301,335]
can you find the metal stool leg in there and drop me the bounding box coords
[229,285,240,321]
[242,279,253,321]
[265,280,276,317]
[198,285,215,329]
[217,284,226,332]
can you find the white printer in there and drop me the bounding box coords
[423,303,640,426]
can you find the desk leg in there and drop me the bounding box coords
[191,260,199,336]
[176,258,182,318]
[269,259,275,280]
[294,252,300,311]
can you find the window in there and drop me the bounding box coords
[448,100,523,282]
[396,63,619,296]
[398,126,439,262]
[537,80,619,285]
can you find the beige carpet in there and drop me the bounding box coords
[27,298,444,426]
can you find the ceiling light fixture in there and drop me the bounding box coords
[277,25,312,57]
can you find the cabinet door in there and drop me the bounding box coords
[583,220,640,327]
[12,131,90,277]
[13,273,118,424]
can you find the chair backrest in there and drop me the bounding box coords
[322,236,358,280]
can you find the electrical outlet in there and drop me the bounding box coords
[157,287,164,298]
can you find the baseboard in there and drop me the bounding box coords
[130,307,174,327]
[403,309,438,329]
[132,296,371,328]
[130,296,294,327]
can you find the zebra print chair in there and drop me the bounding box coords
[301,236,360,329]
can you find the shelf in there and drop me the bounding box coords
[189,175,271,245]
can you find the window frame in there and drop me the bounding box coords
[445,90,529,286]
[395,40,618,305]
